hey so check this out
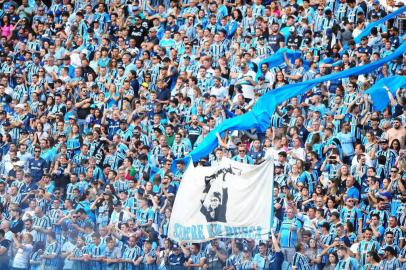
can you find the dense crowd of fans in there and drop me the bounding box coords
[0,0,405,269]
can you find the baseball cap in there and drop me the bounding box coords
[373,0,380,4]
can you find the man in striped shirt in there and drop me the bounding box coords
[119,235,141,270]
[292,243,311,270]
[210,34,226,62]
[40,232,60,270]
[336,246,358,270]
[32,206,52,243]
[279,207,302,265]
[384,216,404,247]
[357,227,380,267]
[380,246,402,270]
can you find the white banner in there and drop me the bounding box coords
[168,158,274,242]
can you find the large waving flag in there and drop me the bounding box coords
[186,41,406,163]
[354,5,406,44]
[365,76,406,111]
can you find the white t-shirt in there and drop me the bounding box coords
[210,87,228,100]
[21,229,37,244]
[12,243,33,269]
[289,148,306,165]
[109,210,131,227]
[264,147,282,161]
[62,241,76,270]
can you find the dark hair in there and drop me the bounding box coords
[390,139,401,151]
[368,251,380,263]
[328,252,339,264]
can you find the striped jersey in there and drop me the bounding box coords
[292,252,311,270]
[279,217,302,248]
[335,257,358,270]
[357,240,380,266]
[44,241,61,268]
[33,215,52,243]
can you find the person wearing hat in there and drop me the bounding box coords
[237,246,255,269]
[368,0,387,19]
[375,138,397,177]
[167,243,186,268]
[116,119,132,144]
[109,200,130,227]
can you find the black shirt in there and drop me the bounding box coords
[156,88,170,102]
[129,24,147,47]
[75,97,91,120]
[268,33,284,52]
[287,35,302,49]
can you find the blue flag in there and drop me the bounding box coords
[354,6,406,44]
[365,76,406,111]
[185,41,406,163]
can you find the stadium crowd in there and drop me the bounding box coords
[0,0,405,269]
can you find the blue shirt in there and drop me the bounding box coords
[279,217,302,248]
[28,157,48,182]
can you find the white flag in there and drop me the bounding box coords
[168,158,274,242]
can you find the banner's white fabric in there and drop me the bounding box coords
[168,158,274,242]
